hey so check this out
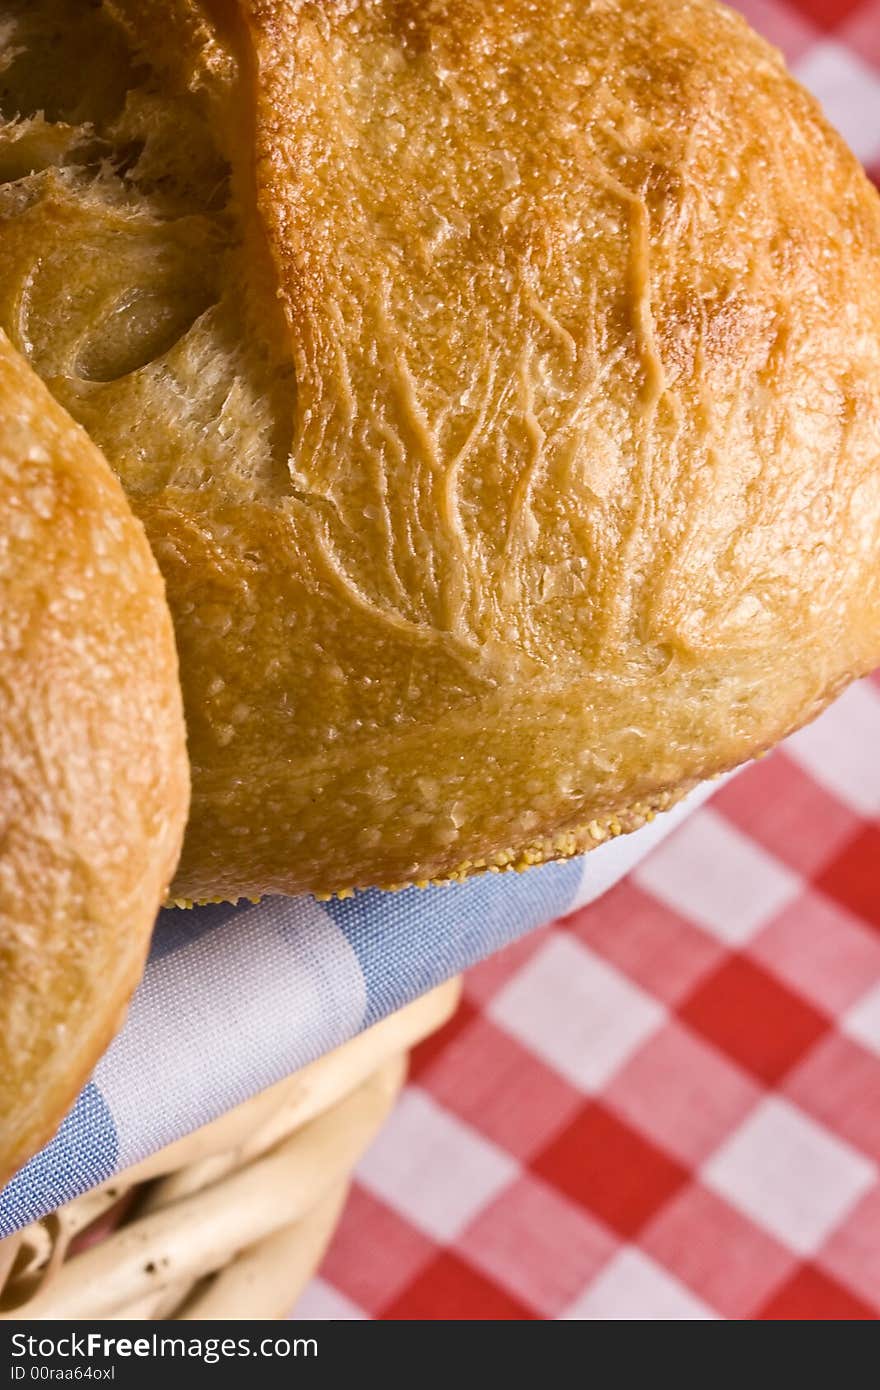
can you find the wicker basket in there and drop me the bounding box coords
[0,979,461,1320]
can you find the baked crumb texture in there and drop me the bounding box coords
[0,329,189,1182]
[1,0,879,900]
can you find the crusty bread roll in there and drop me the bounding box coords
[1,0,879,901]
[0,330,189,1185]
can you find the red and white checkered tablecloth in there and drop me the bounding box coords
[293,0,880,1321]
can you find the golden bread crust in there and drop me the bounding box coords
[0,331,189,1185]
[0,0,879,898]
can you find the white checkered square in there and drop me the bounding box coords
[355,1088,518,1242]
[633,807,799,945]
[487,934,664,1090]
[795,40,880,166]
[569,779,722,912]
[843,981,880,1057]
[784,681,880,817]
[290,1278,366,1321]
[704,1097,875,1254]
[561,1249,717,1320]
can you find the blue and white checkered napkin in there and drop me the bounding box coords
[0,785,716,1237]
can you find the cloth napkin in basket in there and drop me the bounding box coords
[0,783,718,1238]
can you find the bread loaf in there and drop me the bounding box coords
[1,0,879,901]
[0,330,189,1186]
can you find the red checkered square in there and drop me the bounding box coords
[748,890,880,1015]
[381,1251,537,1320]
[784,1033,880,1159]
[735,0,820,57]
[787,0,868,28]
[712,753,860,878]
[316,1185,436,1316]
[408,996,480,1082]
[816,827,880,932]
[757,1264,876,1320]
[456,1174,618,1317]
[413,1014,582,1161]
[463,925,554,1008]
[679,956,831,1085]
[532,1102,689,1239]
[604,1020,761,1166]
[841,0,880,66]
[818,1186,880,1307]
[567,880,723,1006]
[642,1184,797,1318]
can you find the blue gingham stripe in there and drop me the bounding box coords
[0,785,715,1237]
